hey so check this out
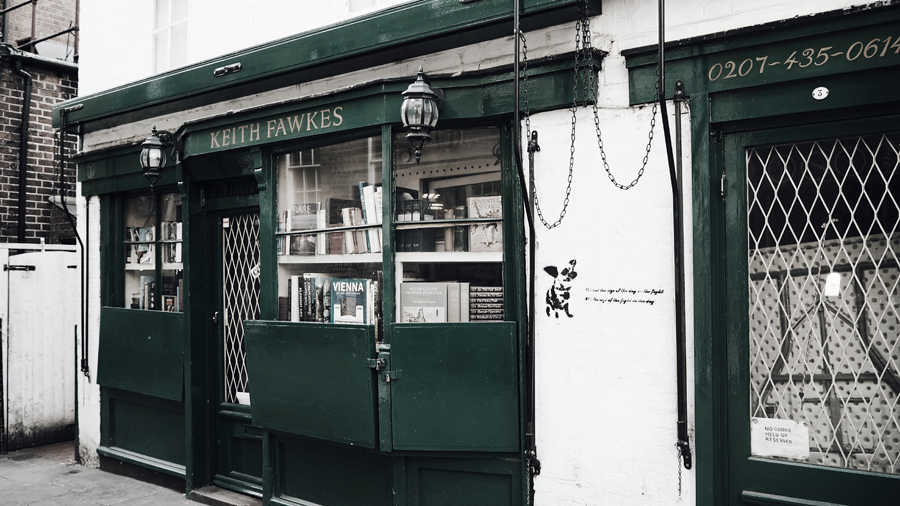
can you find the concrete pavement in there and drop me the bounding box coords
[0,441,193,506]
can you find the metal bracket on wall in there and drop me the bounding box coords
[3,264,34,271]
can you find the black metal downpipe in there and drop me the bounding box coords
[14,58,31,243]
[656,0,692,470]
[513,0,540,491]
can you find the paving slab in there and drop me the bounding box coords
[0,442,195,505]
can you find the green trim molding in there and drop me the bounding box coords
[75,51,602,196]
[624,3,900,104]
[53,0,600,131]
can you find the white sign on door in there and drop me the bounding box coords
[750,417,810,460]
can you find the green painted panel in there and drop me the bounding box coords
[244,321,378,448]
[108,391,185,466]
[97,307,185,402]
[709,66,900,123]
[408,458,522,506]
[389,323,519,452]
[181,53,596,159]
[626,5,900,104]
[53,0,600,128]
[277,438,392,506]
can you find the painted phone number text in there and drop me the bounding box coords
[707,36,900,82]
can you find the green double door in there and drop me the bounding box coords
[721,115,900,504]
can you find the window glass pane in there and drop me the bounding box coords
[154,33,168,73]
[746,133,900,475]
[171,0,188,22]
[170,22,188,69]
[276,136,383,335]
[124,195,157,310]
[393,126,504,323]
[154,0,169,29]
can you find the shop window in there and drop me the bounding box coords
[746,132,900,475]
[393,126,503,323]
[274,126,504,333]
[276,135,385,333]
[123,192,184,312]
[153,0,188,73]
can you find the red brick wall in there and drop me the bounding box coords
[4,0,78,54]
[0,60,77,244]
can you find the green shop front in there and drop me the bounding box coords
[624,4,900,505]
[55,1,599,504]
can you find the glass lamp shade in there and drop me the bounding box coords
[140,127,168,187]
[401,66,441,163]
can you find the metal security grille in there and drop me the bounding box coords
[747,133,900,475]
[222,213,261,404]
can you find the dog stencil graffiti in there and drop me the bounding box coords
[544,259,577,318]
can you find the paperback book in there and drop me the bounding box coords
[400,283,448,323]
[467,196,502,252]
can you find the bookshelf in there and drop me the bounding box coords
[274,126,507,335]
[392,126,505,325]
[276,135,385,333]
[122,192,184,312]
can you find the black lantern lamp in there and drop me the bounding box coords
[139,126,176,190]
[401,66,443,164]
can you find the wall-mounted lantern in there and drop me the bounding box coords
[401,66,443,164]
[139,126,176,190]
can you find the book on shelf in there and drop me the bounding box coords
[140,275,155,310]
[351,208,368,254]
[289,202,320,231]
[469,285,503,321]
[341,207,360,254]
[163,295,176,312]
[460,282,470,322]
[358,182,382,253]
[289,234,317,256]
[137,227,154,264]
[467,196,503,252]
[316,209,327,255]
[447,283,461,322]
[400,282,448,323]
[331,278,370,324]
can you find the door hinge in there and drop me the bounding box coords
[383,370,402,382]
[4,264,35,271]
[720,172,726,200]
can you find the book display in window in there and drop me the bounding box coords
[393,126,506,323]
[123,192,183,312]
[276,136,384,339]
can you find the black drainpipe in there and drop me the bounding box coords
[656,0,692,470]
[13,58,32,243]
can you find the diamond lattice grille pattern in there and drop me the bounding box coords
[747,133,900,475]
[222,213,261,404]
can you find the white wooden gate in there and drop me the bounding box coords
[0,243,79,452]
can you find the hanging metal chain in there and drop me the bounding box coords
[676,443,683,497]
[582,0,659,190]
[523,0,662,230]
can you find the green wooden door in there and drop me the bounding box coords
[722,116,900,505]
[214,211,264,495]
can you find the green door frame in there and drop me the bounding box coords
[692,88,900,505]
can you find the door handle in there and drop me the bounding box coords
[212,311,219,325]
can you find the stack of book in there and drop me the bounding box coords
[125,226,155,265]
[400,282,504,322]
[279,183,383,256]
[397,199,436,252]
[161,221,183,263]
[285,274,380,326]
[469,286,504,320]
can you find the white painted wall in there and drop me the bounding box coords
[74,0,880,500]
[78,0,413,95]
[76,190,102,468]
